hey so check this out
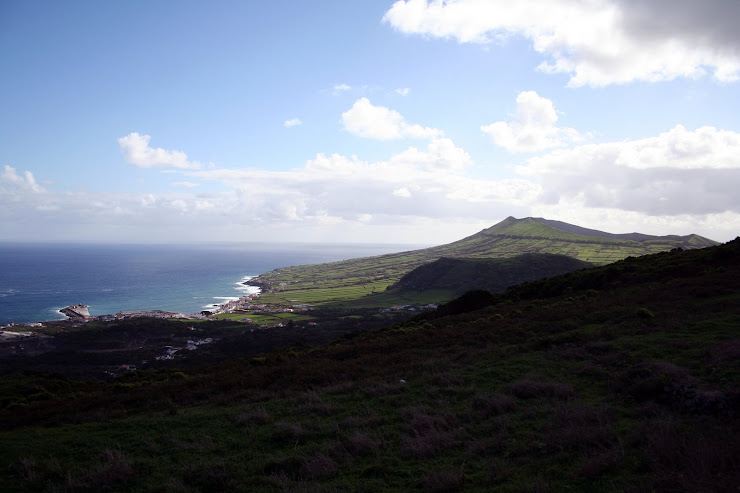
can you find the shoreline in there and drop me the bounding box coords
[1,275,265,328]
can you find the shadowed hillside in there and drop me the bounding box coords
[388,253,592,295]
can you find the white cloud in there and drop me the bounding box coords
[481,91,585,153]
[613,125,740,169]
[341,97,443,140]
[390,138,472,171]
[118,132,202,169]
[396,87,411,96]
[4,120,739,243]
[5,120,739,244]
[173,181,200,189]
[1,165,46,193]
[517,125,740,216]
[333,83,352,94]
[284,118,303,128]
[383,0,740,86]
[175,134,536,231]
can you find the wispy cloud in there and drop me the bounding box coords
[395,87,411,96]
[1,165,46,194]
[284,118,303,128]
[333,83,352,94]
[172,181,200,189]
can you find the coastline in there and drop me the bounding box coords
[241,276,270,293]
[1,275,265,328]
[1,241,413,327]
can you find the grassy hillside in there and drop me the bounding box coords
[254,216,717,308]
[1,238,737,492]
[533,217,719,246]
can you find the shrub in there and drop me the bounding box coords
[169,371,188,380]
[400,407,460,458]
[84,449,135,491]
[15,457,37,482]
[401,429,458,458]
[509,376,575,400]
[472,394,517,415]
[545,403,616,452]
[272,422,303,442]
[423,467,466,491]
[643,417,740,492]
[579,445,623,478]
[300,452,337,479]
[635,307,655,320]
[322,380,355,394]
[235,405,270,426]
[584,289,599,298]
[708,339,740,364]
[181,460,233,491]
[294,389,335,416]
[345,431,382,456]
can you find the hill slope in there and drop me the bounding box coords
[389,253,592,295]
[531,217,718,246]
[1,238,737,491]
[253,216,717,307]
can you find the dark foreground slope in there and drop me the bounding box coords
[0,239,737,492]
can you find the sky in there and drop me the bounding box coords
[1,0,740,245]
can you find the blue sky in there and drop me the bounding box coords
[2,0,739,244]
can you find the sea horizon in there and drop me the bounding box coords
[0,241,426,325]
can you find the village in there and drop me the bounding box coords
[0,287,442,368]
[206,292,313,317]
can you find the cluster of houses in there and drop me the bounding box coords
[209,294,313,317]
[154,337,215,361]
[380,303,438,313]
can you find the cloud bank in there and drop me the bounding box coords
[518,125,740,215]
[4,97,739,244]
[383,0,740,86]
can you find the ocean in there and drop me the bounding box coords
[0,242,417,325]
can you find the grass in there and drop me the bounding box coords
[212,312,312,324]
[0,238,737,491]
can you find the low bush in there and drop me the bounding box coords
[509,375,575,400]
[471,393,517,415]
[422,467,466,491]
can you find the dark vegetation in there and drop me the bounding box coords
[0,235,737,491]
[389,253,591,295]
[0,308,412,379]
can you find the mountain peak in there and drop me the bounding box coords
[449,216,718,264]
